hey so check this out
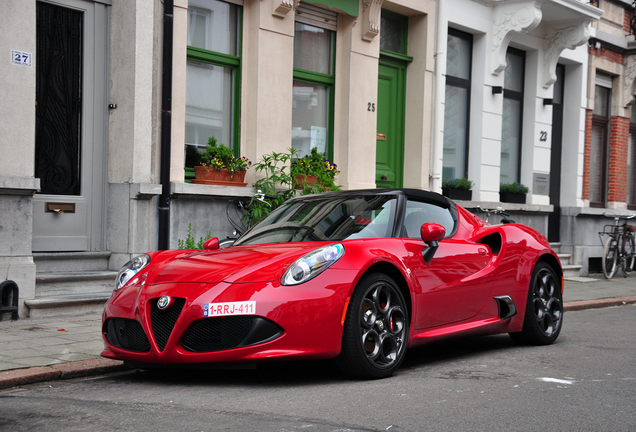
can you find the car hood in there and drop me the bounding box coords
[146,243,334,285]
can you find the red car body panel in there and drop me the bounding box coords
[101,192,561,366]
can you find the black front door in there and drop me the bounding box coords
[548,65,565,242]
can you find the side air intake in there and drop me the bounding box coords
[494,296,517,320]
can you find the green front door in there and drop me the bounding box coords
[376,59,406,188]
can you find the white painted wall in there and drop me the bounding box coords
[436,0,594,208]
[0,0,36,178]
[108,0,157,184]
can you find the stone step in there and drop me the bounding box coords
[550,242,562,253]
[557,253,572,266]
[28,269,116,318]
[25,294,111,318]
[562,264,582,279]
[33,251,111,273]
[35,271,118,298]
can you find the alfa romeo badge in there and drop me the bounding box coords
[157,295,171,310]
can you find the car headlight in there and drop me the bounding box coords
[115,254,151,290]
[282,244,344,286]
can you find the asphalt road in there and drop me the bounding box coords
[1,304,634,432]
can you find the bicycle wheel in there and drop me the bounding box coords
[602,236,618,279]
[623,233,635,273]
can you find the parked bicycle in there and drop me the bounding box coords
[221,189,275,247]
[599,213,636,279]
[477,206,516,224]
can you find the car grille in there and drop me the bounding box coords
[104,318,150,352]
[182,316,284,353]
[150,297,185,351]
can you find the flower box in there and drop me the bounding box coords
[499,192,526,204]
[193,166,247,186]
[442,188,472,201]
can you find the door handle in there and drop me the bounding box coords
[381,174,388,181]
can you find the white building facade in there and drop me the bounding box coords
[0,0,604,319]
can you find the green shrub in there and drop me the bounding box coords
[177,223,212,249]
[500,182,529,194]
[442,177,473,190]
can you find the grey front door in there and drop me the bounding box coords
[32,0,108,252]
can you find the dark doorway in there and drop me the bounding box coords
[548,64,565,242]
[35,2,83,196]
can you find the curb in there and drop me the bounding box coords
[563,295,636,312]
[0,358,130,390]
[1,297,635,390]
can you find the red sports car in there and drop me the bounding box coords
[101,189,563,379]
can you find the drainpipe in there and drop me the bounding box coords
[158,0,174,250]
[430,0,446,193]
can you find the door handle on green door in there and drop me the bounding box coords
[381,174,388,181]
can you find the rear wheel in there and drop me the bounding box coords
[622,233,635,273]
[509,262,563,345]
[337,272,409,379]
[602,236,618,279]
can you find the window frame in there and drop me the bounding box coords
[501,47,525,185]
[185,2,243,160]
[292,20,336,161]
[379,9,410,59]
[442,28,473,180]
[590,82,611,208]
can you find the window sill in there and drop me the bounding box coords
[170,182,254,198]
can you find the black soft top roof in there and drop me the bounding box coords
[289,188,453,209]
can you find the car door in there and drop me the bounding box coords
[400,200,497,329]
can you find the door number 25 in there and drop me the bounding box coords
[367,102,376,112]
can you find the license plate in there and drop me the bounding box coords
[203,301,255,317]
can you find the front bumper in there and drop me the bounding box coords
[101,271,356,364]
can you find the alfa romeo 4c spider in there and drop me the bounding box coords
[102,189,563,379]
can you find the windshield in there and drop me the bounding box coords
[234,194,397,245]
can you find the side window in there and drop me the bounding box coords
[403,201,455,239]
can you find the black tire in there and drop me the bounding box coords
[602,236,618,279]
[509,262,563,345]
[622,233,635,273]
[510,262,563,345]
[336,272,409,379]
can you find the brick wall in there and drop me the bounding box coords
[588,45,624,64]
[583,109,593,201]
[624,9,632,33]
[608,116,630,203]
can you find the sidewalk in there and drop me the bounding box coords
[1,273,635,389]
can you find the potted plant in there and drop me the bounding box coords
[500,182,529,203]
[193,136,251,185]
[442,177,473,201]
[290,147,341,194]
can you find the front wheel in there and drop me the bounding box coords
[602,236,618,279]
[509,262,563,345]
[337,273,409,379]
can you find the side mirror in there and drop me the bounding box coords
[420,223,445,263]
[203,237,220,251]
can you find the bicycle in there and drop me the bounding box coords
[221,189,274,247]
[599,213,636,279]
[477,206,516,224]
